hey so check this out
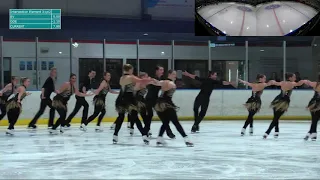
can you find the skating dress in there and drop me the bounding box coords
[154,81,179,112]
[307,84,320,112]
[52,84,74,110]
[244,88,263,112]
[93,81,109,109]
[115,75,137,113]
[135,87,147,113]
[6,85,27,112]
[270,89,292,112]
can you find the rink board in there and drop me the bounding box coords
[0,116,311,126]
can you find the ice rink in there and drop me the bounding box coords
[0,121,319,179]
[197,1,319,36]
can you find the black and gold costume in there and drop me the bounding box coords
[306,86,320,138]
[155,81,187,138]
[265,89,292,135]
[6,85,27,130]
[51,84,74,131]
[85,80,109,126]
[129,87,148,134]
[0,83,15,121]
[114,74,146,137]
[242,89,263,130]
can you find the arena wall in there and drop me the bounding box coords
[0,89,313,126]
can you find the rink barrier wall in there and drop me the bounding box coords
[0,90,313,126]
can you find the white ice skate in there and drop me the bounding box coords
[95,125,103,132]
[6,129,14,135]
[113,135,118,144]
[263,133,268,139]
[249,127,253,136]
[148,130,152,137]
[274,132,279,138]
[63,126,71,131]
[156,136,167,146]
[142,135,149,145]
[184,137,194,147]
[79,123,87,132]
[49,129,59,135]
[304,133,310,141]
[110,123,115,130]
[241,128,246,136]
[310,133,317,141]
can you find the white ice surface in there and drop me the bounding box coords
[197,1,318,36]
[0,121,320,179]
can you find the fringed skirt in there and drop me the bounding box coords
[93,95,106,110]
[136,96,147,113]
[307,97,320,112]
[154,97,179,112]
[6,99,21,112]
[270,95,290,112]
[244,96,262,112]
[52,95,67,111]
[115,94,137,114]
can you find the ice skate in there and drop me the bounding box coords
[263,133,268,139]
[241,128,246,136]
[6,129,14,135]
[310,133,317,141]
[130,128,134,136]
[110,123,115,130]
[113,135,118,144]
[27,124,37,130]
[79,123,87,132]
[148,130,152,137]
[274,132,279,138]
[304,133,310,141]
[249,127,253,135]
[156,136,167,146]
[95,125,103,132]
[184,137,194,147]
[142,135,149,145]
[49,129,59,135]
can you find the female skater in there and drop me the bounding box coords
[303,75,320,141]
[263,73,306,139]
[81,72,118,132]
[0,76,18,122]
[155,70,193,147]
[5,77,31,135]
[50,73,93,134]
[113,64,153,144]
[182,71,233,133]
[129,72,150,136]
[238,74,275,136]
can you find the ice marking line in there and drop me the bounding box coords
[273,9,284,35]
[205,5,234,20]
[239,9,246,36]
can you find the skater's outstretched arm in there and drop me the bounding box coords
[74,84,93,97]
[292,80,308,87]
[304,80,318,88]
[109,84,119,94]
